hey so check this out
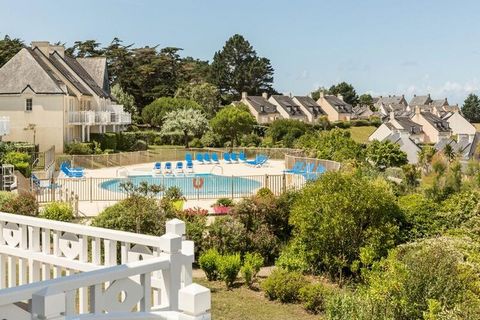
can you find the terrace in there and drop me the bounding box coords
[0,213,211,319]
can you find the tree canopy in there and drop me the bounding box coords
[328,82,359,106]
[141,97,202,127]
[462,93,480,123]
[0,35,24,68]
[175,82,221,118]
[161,108,208,147]
[366,140,408,170]
[210,104,256,147]
[210,34,275,103]
[266,119,310,148]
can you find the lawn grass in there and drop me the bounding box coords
[195,277,320,320]
[347,126,377,144]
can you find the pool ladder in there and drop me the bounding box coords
[209,165,223,175]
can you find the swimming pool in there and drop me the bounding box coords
[99,173,263,197]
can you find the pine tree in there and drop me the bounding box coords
[462,93,480,122]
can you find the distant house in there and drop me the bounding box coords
[443,111,476,137]
[409,94,432,107]
[374,95,408,109]
[369,112,423,143]
[240,92,280,124]
[410,107,451,143]
[316,92,353,122]
[378,103,409,118]
[352,105,378,120]
[292,96,326,123]
[385,133,421,164]
[0,41,131,152]
[268,95,307,122]
[435,133,480,160]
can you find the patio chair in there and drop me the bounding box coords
[185,153,193,163]
[230,153,239,162]
[186,161,194,173]
[246,155,269,167]
[196,153,204,164]
[175,162,184,174]
[203,153,212,163]
[223,153,232,164]
[305,164,326,181]
[164,162,173,174]
[284,161,305,174]
[239,152,247,162]
[153,162,162,175]
[211,153,220,164]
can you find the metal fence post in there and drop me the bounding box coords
[265,174,269,190]
[89,177,93,203]
[231,175,234,200]
[282,173,287,193]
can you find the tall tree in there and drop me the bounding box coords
[359,93,374,110]
[210,104,256,147]
[175,82,221,118]
[462,93,480,123]
[111,84,137,117]
[0,35,24,67]
[161,108,208,147]
[328,82,359,106]
[210,34,274,103]
[67,40,104,57]
[142,97,202,127]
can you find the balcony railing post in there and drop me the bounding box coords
[32,288,66,320]
[159,230,183,311]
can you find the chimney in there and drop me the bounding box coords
[414,106,421,115]
[241,92,247,100]
[319,91,325,99]
[50,45,65,58]
[31,41,50,56]
[402,94,405,98]
[414,94,417,97]
[262,92,268,99]
[389,111,395,121]
[337,94,344,101]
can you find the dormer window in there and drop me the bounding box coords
[260,106,265,113]
[25,98,33,111]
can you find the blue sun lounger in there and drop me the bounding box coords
[196,153,204,164]
[185,154,193,163]
[223,153,232,164]
[211,153,220,164]
[186,161,194,173]
[239,152,247,162]
[164,162,173,174]
[230,153,239,162]
[203,153,212,164]
[246,155,268,167]
[175,161,184,174]
[305,164,326,180]
[284,161,305,174]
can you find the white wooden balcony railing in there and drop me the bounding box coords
[0,213,211,319]
[68,111,131,125]
[0,116,10,136]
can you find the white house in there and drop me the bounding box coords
[0,41,131,152]
[240,92,281,124]
[268,95,308,122]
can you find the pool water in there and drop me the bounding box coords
[99,173,262,196]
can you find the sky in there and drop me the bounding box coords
[1,0,480,104]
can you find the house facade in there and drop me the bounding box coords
[240,92,281,124]
[0,42,131,152]
[292,96,326,123]
[410,107,451,143]
[268,95,308,122]
[316,92,353,122]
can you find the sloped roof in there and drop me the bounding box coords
[62,55,110,98]
[0,48,65,94]
[420,111,450,132]
[77,57,110,94]
[375,95,407,106]
[431,98,449,107]
[271,95,306,116]
[409,95,432,106]
[294,96,325,116]
[395,117,422,134]
[245,96,278,114]
[47,51,91,96]
[324,95,353,113]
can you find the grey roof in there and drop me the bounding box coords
[62,55,110,98]
[324,95,353,113]
[409,95,432,106]
[381,103,407,113]
[47,52,92,96]
[395,117,422,134]
[294,96,325,116]
[0,48,65,94]
[375,95,407,106]
[384,133,421,163]
[77,57,110,95]
[245,96,278,114]
[435,135,475,160]
[271,95,306,116]
[420,111,450,132]
[431,98,449,107]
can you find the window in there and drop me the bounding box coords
[25,98,33,111]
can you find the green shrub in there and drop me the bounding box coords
[65,142,93,155]
[117,132,137,151]
[2,192,38,216]
[332,121,351,129]
[218,253,241,289]
[199,249,220,281]
[103,132,117,150]
[3,151,31,176]
[299,283,331,314]
[241,252,264,287]
[189,138,203,148]
[262,269,306,303]
[153,136,163,145]
[131,139,147,151]
[214,197,234,207]
[256,187,274,198]
[241,133,262,147]
[241,263,254,287]
[40,202,74,222]
[204,216,247,254]
[0,191,15,209]
[276,242,309,273]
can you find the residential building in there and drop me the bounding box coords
[240,92,280,124]
[373,95,408,109]
[292,96,326,122]
[369,112,423,143]
[268,95,307,122]
[410,107,451,143]
[0,116,9,138]
[409,94,432,107]
[385,133,421,164]
[316,92,353,122]
[443,111,476,137]
[435,133,480,160]
[0,41,131,152]
[352,105,379,119]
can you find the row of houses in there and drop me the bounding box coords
[239,91,353,123]
[0,42,131,153]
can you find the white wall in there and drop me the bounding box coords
[446,112,476,136]
[369,123,392,141]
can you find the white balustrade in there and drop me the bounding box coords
[0,213,210,319]
[68,111,96,125]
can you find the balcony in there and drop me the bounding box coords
[0,213,211,319]
[68,110,131,126]
[0,116,10,136]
